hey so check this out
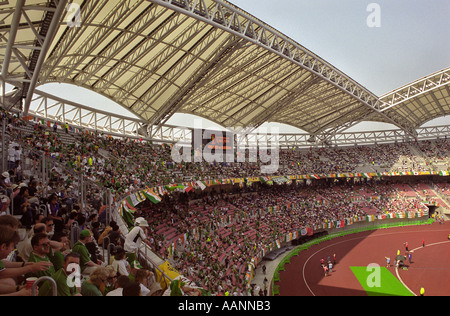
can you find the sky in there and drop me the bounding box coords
[230,0,450,96]
[9,0,450,132]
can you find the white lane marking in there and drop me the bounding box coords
[301,228,449,296]
[395,241,450,296]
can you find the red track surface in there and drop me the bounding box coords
[276,222,450,296]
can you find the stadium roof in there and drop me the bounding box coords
[1,0,449,141]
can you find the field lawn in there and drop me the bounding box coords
[350,266,414,296]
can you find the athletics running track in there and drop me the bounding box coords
[276,222,450,296]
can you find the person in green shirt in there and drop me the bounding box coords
[27,233,55,279]
[71,230,102,274]
[39,252,81,296]
[0,225,53,296]
[49,232,70,271]
[81,266,110,296]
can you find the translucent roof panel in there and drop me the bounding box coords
[1,0,449,139]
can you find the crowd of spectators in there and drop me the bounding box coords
[130,180,429,295]
[436,183,450,196]
[0,211,161,296]
[0,110,448,296]
[2,111,449,196]
[0,112,160,296]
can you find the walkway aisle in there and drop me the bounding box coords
[250,256,285,296]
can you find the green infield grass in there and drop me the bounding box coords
[350,266,414,296]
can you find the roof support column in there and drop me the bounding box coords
[1,0,26,81]
[23,0,68,115]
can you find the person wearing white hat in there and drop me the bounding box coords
[124,217,149,260]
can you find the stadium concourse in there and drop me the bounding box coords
[0,0,449,297]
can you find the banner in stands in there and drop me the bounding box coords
[120,180,431,231]
[156,261,181,291]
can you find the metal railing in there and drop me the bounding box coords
[69,221,81,247]
[31,276,57,297]
[137,245,172,291]
[101,236,115,266]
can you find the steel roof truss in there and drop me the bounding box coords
[132,24,222,118]
[380,68,450,113]
[42,0,109,81]
[23,0,68,114]
[109,15,203,108]
[1,0,25,81]
[74,2,160,86]
[152,36,243,128]
[55,0,143,82]
[95,12,187,99]
[152,1,385,109]
[23,89,450,147]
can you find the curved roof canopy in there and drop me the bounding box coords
[378,68,450,129]
[1,0,449,140]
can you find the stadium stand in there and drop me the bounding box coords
[0,110,448,296]
[0,0,448,297]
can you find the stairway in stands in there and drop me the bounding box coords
[428,184,450,215]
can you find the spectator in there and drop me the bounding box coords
[111,247,130,277]
[0,225,52,296]
[0,215,21,263]
[40,217,55,239]
[65,212,78,232]
[49,232,70,271]
[0,215,21,230]
[122,282,141,296]
[27,233,56,278]
[106,222,122,251]
[7,145,17,172]
[104,265,118,295]
[71,230,102,275]
[26,181,42,206]
[17,223,46,262]
[13,160,23,182]
[13,186,33,229]
[80,266,110,296]
[33,213,44,226]
[97,220,117,247]
[0,224,30,296]
[106,275,131,296]
[76,213,87,231]
[124,217,149,261]
[47,194,64,233]
[10,184,19,198]
[0,195,9,217]
[134,268,153,296]
[87,214,98,230]
[39,252,82,296]
[91,221,101,242]
[0,172,12,196]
